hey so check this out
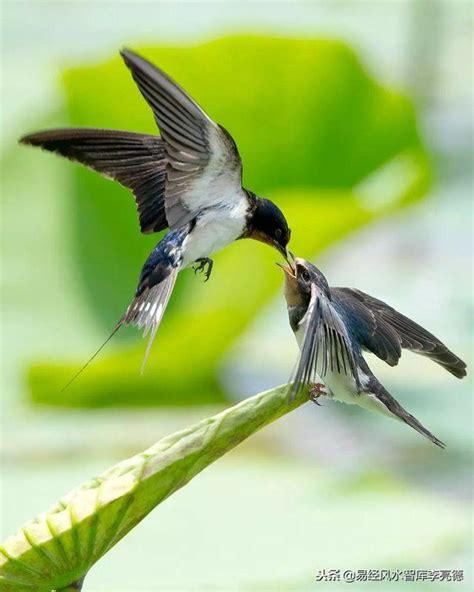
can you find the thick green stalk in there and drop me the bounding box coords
[0,385,307,591]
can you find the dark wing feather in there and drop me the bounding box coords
[333,288,402,366]
[291,284,360,399]
[120,49,243,229]
[335,288,467,379]
[20,128,167,234]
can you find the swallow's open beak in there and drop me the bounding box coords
[276,246,297,277]
[276,260,296,278]
[277,256,300,304]
[286,250,296,269]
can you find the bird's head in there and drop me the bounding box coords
[246,197,291,258]
[278,256,330,306]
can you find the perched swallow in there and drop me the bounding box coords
[20,48,291,371]
[280,257,467,448]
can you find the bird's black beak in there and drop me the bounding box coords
[277,249,295,272]
[274,242,295,267]
[275,241,288,260]
[286,250,296,269]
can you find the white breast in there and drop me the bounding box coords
[322,370,359,405]
[180,195,248,268]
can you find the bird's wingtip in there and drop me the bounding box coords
[120,46,133,58]
[18,133,33,146]
[448,360,467,379]
[18,130,59,148]
[120,47,143,66]
[458,362,467,379]
[18,130,54,146]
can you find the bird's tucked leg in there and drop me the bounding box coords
[309,382,328,406]
[193,257,214,282]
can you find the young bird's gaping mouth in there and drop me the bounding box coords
[277,252,301,305]
[277,261,295,277]
[277,250,296,275]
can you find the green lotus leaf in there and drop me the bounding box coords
[1,382,469,590]
[0,385,308,590]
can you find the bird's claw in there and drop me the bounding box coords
[193,258,214,282]
[309,383,328,406]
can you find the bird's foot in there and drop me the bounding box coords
[193,258,214,282]
[309,383,328,406]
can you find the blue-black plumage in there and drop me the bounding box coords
[280,256,467,448]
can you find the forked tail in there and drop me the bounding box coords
[61,269,178,391]
[122,268,179,373]
[374,385,446,448]
[60,323,123,392]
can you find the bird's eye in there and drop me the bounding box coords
[301,269,310,282]
[275,228,282,239]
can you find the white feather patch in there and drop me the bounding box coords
[123,269,179,372]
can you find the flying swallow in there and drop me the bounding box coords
[20,48,291,372]
[280,257,467,448]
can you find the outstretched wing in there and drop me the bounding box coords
[291,284,360,399]
[332,288,402,366]
[20,128,167,234]
[334,288,467,379]
[121,49,244,229]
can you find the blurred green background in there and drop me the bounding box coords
[1,1,472,591]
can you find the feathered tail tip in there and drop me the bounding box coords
[122,270,178,373]
[401,411,446,449]
[379,387,447,449]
